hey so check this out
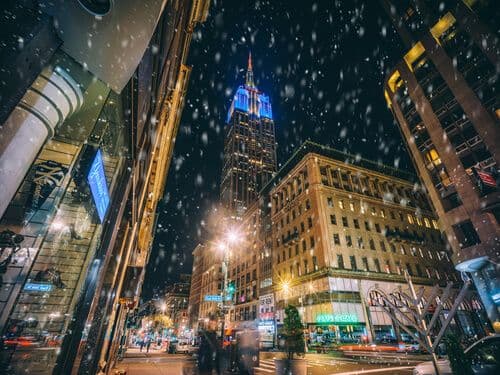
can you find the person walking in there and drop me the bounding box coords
[145,334,152,353]
[139,335,145,352]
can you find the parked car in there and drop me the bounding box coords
[413,335,500,375]
[175,342,199,354]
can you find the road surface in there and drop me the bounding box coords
[113,349,417,374]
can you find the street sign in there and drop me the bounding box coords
[24,282,53,292]
[204,294,222,302]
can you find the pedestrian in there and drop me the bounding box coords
[139,337,144,352]
[146,334,152,353]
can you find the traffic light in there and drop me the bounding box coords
[226,280,236,301]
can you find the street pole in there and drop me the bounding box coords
[220,247,229,345]
[406,272,441,375]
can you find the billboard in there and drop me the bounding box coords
[87,149,110,222]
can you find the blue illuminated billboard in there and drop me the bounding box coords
[87,149,110,222]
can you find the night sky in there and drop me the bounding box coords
[143,0,414,298]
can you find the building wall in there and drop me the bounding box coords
[0,1,210,373]
[383,0,499,328]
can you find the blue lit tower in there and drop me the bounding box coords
[221,53,277,215]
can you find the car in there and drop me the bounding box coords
[413,335,500,375]
[175,342,199,354]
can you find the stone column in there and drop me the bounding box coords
[0,65,83,218]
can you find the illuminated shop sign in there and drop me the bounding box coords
[87,149,110,223]
[315,313,358,324]
[204,295,222,302]
[24,283,53,292]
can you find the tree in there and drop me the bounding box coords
[283,305,305,360]
[443,334,473,375]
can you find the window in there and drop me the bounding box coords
[310,236,315,248]
[327,197,333,207]
[390,243,396,253]
[432,219,439,230]
[302,239,307,252]
[390,211,395,219]
[415,264,423,277]
[295,244,299,255]
[308,217,313,229]
[337,254,345,269]
[333,233,340,245]
[407,214,414,224]
[339,200,344,209]
[346,235,352,247]
[371,207,376,216]
[288,247,291,258]
[349,202,355,211]
[312,256,318,271]
[361,205,366,214]
[452,220,481,248]
[374,258,381,272]
[342,217,349,227]
[300,222,305,232]
[306,199,311,209]
[369,239,376,250]
[375,223,381,233]
[400,245,406,255]
[416,217,422,226]
[385,261,391,273]
[353,218,360,229]
[350,256,357,270]
[357,237,364,248]
[424,218,431,228]
[406,263,413,276]
[380,209,385,218]
[380,241,386,251]
[304,260,309,273]
[362,257,369,271]
[330,214,337,225]
[364,221,370,231]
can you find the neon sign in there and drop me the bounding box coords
[315,313,358,324]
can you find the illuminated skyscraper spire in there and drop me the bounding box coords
[245,52,254,87]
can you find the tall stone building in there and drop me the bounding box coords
[383,0,499,330]
[0,1,210,373]
[220,54,277,215]
[267,142,486,343]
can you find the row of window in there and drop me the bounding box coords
[330,214,444,244]
[319,164,430,210]
[276,254,454,282]
[326,196,439,229]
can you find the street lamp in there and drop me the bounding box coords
[218,226,242,346]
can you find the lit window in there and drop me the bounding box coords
[360,205,366,214]
[349,202,355,211]
[380,209,385,218]
[371,207,376,216]
[432,219,439,230]
[426,149,442,166]
[407,214,414,224]
[424,218,431,228]
[339,200,344,209]
[416,217,422,226]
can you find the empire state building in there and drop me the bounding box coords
[220,54,277,215]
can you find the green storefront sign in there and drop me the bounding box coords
[315,313,358,324]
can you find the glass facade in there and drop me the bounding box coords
[0,66,130,372]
